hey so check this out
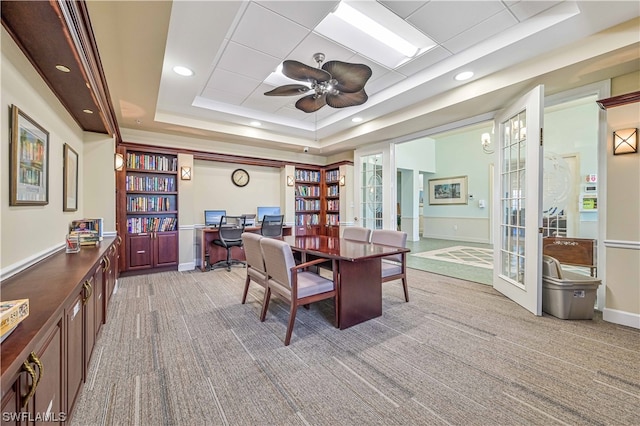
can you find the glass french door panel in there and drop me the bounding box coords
[360,153,383,230]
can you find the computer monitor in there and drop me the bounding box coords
[257,206,281,223]
[204,210,226,227]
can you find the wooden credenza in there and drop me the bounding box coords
[0,237,119,424]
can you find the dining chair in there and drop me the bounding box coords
[342,226,371,242]
[259,237,338,346]
[240,232,267,305]
[370,229,409,302]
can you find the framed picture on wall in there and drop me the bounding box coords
[63,143,78,211]
[428,176,468,205]
[9,105,49,206]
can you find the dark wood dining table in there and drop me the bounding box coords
[283,235,410,329]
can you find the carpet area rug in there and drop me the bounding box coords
[411,246,494,269]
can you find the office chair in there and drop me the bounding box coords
[261,214,284,237]
[371,229,409,302]
[210,215,246,271]
[259,237,338,346]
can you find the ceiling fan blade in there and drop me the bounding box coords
[264,84,311,96]
[322,61,372,93]
[326,90,368,109]
[282,60,331,83]
[295,94,327,113]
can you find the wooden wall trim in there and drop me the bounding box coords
[596,91,640,110]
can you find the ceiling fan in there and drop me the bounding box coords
[264,53,372,113]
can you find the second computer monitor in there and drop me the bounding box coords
[204,209,226,227]
[257,206,281,223]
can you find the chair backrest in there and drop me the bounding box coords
[371,229,407,262]
[342,226,371,242]
[219,215,246,242]
[242,232,265,273]
[261,215,284,237]
[260,237,296,291]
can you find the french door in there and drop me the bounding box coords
[492,85,544,315]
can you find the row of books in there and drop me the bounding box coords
[295,185,320,197]
[295,214,320,226]
[126,153,177,172]
[127,196,173,212]
[294,169,321,182]
[127,217,177,234]
[125,176,176,192]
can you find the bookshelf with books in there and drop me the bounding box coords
[323,167,341,237]
[294,167,322,236]
[119,148,179,272]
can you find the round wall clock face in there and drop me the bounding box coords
[231,168,250,187]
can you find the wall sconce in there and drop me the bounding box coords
[114,153,124,171]
[339,175,346,186]
[181,166,192,180]
[613,128,638,155]
[287,175,294,186]
[480,132,494,154]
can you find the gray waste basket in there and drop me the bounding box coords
[542,255,601,320]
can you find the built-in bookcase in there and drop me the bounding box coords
[324,167,340,237]
[117,148,179,273]
[294,167,321,235]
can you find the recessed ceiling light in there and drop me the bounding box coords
[250,121,261,127]
[455,71,474,81]
[352,117,363,123]
[83,109,93,114]
[173,65,194,77]
[56,65,70,73]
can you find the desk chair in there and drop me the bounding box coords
[259,238,338,346]
[371,229,409,302]
[210,216,246,271]
[241,232,267,305]
[260,214,284,237]
[342,226,371,242]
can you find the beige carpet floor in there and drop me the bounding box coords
[70,267,640,425]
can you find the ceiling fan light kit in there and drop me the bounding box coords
[264,52,372,113]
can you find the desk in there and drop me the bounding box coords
[198,226,292,271]
[283,235,410,329]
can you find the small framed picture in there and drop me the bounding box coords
[9,105,49,206]
[428,176,468,205]
[63,144,79,211]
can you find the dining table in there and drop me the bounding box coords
[283,234,410,329]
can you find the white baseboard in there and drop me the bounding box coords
[179,261,196,272]
[602,308,640,329]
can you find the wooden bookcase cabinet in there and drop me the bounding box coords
[117,146,179,273]
[293,165,344,237]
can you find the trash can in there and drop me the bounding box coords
[542,255,601,320]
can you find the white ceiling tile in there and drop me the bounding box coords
[396,46,453,76]
[200,88,248,105]
[408,1,506,43]
[217,41,282,80]
[231,2,311,58]
[508,1,564,21]
[244,84,294,112]
[204,68,260,100]
[290,32,355,65]
[256,1,339,30]
[379,1,428,19]
[443,10,518,54]
[366,70,406,95]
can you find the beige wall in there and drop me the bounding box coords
[1,29,113,278]
[603,71,640,328]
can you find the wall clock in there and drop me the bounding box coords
[231,168,250,187]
